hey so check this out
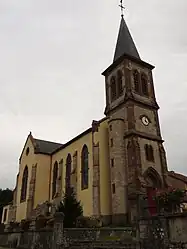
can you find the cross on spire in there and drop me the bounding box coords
[119,0,125,18]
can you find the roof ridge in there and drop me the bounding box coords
[35,117,107,148]
[33,138,63,145]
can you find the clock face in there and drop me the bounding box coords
[141,116,149,126]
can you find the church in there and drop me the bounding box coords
[2,12,187,226]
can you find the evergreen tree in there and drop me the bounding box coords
[0,188,13,222]
[57,188,83,228]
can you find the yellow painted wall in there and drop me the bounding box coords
[16,136,51,221]
[51,131,93,216]
[51,118,112,217]
[14,120,112,222]
[16,137,35,221]
[94,119,111,216]
[34,154,51,208]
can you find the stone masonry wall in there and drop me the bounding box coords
[27,164,37,219]
[108,118,128,225]
[92,121,101,218]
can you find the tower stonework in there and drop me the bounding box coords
[102,17,168,225]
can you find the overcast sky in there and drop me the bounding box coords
[0,0,187,189]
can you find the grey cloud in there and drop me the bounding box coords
[0,0,187,188]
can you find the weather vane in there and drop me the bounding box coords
[119,0,125,17]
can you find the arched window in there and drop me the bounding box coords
[81,145,89,190]
[149,145,154,162]
[110,76,117,101]
[141,73,148,96]
[52,161,58,198]
[145,144,154,162]
[144,167,162,189]
[133,70,140,93]
[145,144,149,160]
[117,70,123,96]
[20,166,28,202]
[66,154,72,191]
[26,147,29,156]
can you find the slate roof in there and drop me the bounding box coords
[113,16,140,62]
[33,138,63,155]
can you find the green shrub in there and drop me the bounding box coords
[56,188,83,228]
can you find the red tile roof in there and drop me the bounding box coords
[167,171,187,190]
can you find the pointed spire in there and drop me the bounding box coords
[113,16,140,62]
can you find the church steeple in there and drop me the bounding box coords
[113,16,140,62]
[102,6,168,226]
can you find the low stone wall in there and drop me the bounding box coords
[64,227,134,242]
[0,230,53,249]
[3,211,187,249]
[0,211,136,249]
[139,212,187,249]
[167,213,187,243]
[0,227,135,249]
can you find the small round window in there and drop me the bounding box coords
[26,147,30,156]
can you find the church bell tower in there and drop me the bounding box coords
[102,12,168,225]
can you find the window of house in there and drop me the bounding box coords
[26,147,29,156]
[111,158,114,167]
[149,145,154,162]
[81,145,89,190]
[145,144,149,160]
[133,70,140,93]
[110,76,117,101]
[66,154,72,192]
[145,144,154,162]
[111,138,113,147]
[117,70,123,96]
[141,73,149,96]
[20,166,28,202]
[109,125,112,131]
[3,209,7,222]
[112,183,116,194]
[52,161,58,199]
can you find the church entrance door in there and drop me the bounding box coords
[144,168,162,216]
[147,187,156,216]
